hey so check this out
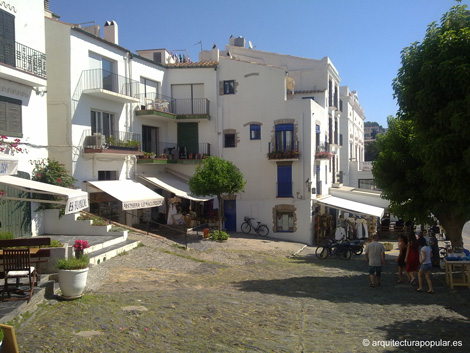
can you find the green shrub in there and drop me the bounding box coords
[210,230,230,241]
[0,230,14,240]
[50,239,63,248]
[57,255,89,270]
[0,326,3,343]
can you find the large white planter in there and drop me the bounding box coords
[58,268,89,299]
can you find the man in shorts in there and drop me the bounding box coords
[365,234,385,287]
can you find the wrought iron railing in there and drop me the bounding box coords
[79,69,140,97]
[82,129,141,150]
[151,142,211,159]
[0,41,46,78]
[267,141,300,159]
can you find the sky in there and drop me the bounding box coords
[50,0,469,128]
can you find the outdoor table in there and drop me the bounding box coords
[444,260,470,289]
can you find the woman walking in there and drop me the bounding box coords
[396,235,408,283]
[405,232,419,284]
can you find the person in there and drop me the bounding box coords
[416,237,434,293]
[396,235,408,283]
[365,234,385,287]
[428,231,440,266]
[405,232,420,284]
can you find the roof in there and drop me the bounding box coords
[167,61,218,69]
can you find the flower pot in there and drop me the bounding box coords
[58,268,89,299]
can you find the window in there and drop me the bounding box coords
[0,96,22,136]
[277,165,292,197]
[223,80,235,94]
[224,133,236,148]
[98,171,117,180]
[91,110,115,139]
[250,124,261,140]
[276,211,294,232]
[275,124,294,151]
[0,9,15,67]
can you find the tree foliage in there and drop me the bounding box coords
[32,159,78,212]
[189,157,246,230]
[374,5,470,247]
[364,141,380,161]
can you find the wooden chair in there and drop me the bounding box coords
[1,249,37,303]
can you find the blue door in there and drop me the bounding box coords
[224,200,236,231]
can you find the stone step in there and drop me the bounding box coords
[87,239,141,265]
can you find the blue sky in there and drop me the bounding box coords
[50,0,468,128]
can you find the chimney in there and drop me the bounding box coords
[103,21,118,45]
[211,45,219,62]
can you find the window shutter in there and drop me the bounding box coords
[0,9,16,67]
[7,100,21,135]
[234,80,238,94]
[219,81,224,95]
[0,100,6,132]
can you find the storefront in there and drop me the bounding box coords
[314,195,384,244]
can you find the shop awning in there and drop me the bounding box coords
[139,174,212,202]
[0,175,88,214]
[87,180,164,210]
[315,196,384,218]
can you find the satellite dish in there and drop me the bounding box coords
[248,41,256,49]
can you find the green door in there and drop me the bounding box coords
[0,171,32,237]
[177,122,198,155]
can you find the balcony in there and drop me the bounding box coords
[136,93,210,121]
[82,130,143,156]
[267,141,300,161]
[78,69,140,103]
[137,142,211,164]
[0,41,47,86]
[315,143,334,160]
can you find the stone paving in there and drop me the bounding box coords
[10,232,470,352]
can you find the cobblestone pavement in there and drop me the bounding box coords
[12,232,470,352]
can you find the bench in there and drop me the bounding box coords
[0,237,51,279]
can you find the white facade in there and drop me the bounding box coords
[338,86,375,189]
[0,0,48,235]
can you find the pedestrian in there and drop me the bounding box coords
[405,232,419,284]
[416,237,434,293]
[428,231,440,266]
[396,235,408,283]
[365,234,385,287]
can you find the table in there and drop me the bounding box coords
[444,260,470,289]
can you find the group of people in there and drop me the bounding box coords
[365,230,438,293]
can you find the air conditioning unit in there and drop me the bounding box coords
[84,134,105,149]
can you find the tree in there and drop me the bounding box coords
[364,141,380,161]
[189,157,246,230]
[373,5,470,248]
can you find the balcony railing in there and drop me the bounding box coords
[82,130,141,152]
[0,41,47,78]
[137,93,210,117]
[267,141,300,160]
[151,142,211,159]
[80,69,140,97]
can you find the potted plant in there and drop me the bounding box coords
[56,240,90,299]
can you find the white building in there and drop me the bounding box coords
[45,17,165,226]
[0,0,49,235]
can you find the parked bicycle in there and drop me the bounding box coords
[241,217,269,237]
[315,238,353,260]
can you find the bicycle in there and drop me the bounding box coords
[241,217,269,237]
[315,238,353,260]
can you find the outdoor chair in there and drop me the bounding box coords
[1,248,37,303]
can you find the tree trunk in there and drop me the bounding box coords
[217,195,223,231]
[437,214,466,249]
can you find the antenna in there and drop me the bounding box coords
[194,40,203,52]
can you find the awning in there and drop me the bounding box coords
[315,196,384,218]
[0,175,88,214]
[139,174,212,202]
[87,180,164,210]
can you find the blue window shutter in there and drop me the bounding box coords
[277,165,292,197]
